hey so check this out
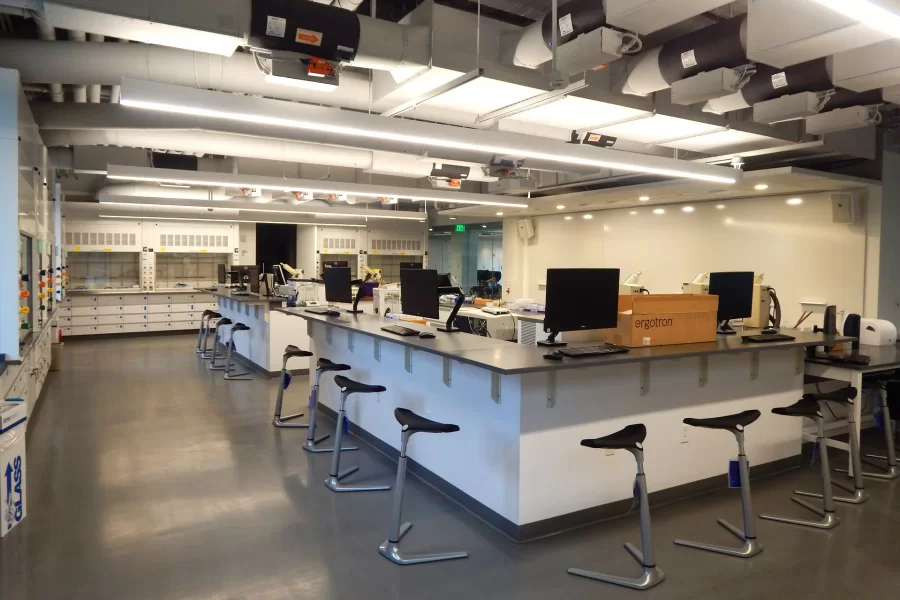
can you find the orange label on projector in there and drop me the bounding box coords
[296,28,322,46]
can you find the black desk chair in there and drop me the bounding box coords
[568,424,665,591]
[674,410,763,558]
[324,376,391,493]
[760,393,846,530]
[379,408,467,565]
[272,345,313,428]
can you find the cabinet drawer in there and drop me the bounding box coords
[96,315,124,326]
[122,305,148,315]
[190,303,217,312]
[70,325,98,336]
[71,316,98,326]
[146,313,171,323]
[95,305,125,316]
[171,321,198,331]
[123,323,147,333]
[124,295,154,306]
[123,314,150,324]
[97,295,129,306]
[59,306,72,316]
[170,303,194,314]
[69,296,98,307]
[146,295,172,305]
[147,322,173,332]
[147,304,171,314]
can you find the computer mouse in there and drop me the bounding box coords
[761,328,778,335]
[418,331,436,339]
[543,353,564,361]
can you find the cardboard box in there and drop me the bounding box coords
[604,294,719,348]
[0,420,26,537]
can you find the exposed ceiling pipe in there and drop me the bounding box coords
[0,39,372,110]
[97,183,233,201]
[618,14,748,96]
[109,39,127,104]
[34,18,64,102]
[87,33,103,103]
[68,29,87,102]
[703,58,885,114]
[513,0,607,68]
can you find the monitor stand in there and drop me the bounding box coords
[345,282,365,314]
[537,331,567,347]
[717,320,737,335]
[437,286,465,333]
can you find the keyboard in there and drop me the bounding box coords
[742,334,797,343]
[381,325,421,337]
[557,344,630,358]
[305,307,341,316]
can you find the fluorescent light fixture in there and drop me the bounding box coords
[653,208,665,215]
[429,228,433,231]
[787,198,803,205]
[159,183,191,189]
[106,164,527,209]
[118,79,741,185]
[98,201,423,221]
[564,216,573,220]
[754,184,769,190]
[99,215,361,227]
[814,0,900,39]
[682,206,695,213]
[639,196,650,201]
[482,225,487,228]
[716,204,726,210]
[629,211,637,215]
[496,212,504,216]
[264,74,338,92]
[583,214,593,220]
[556,205,566,209]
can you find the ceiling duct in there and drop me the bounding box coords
[605,0,735,35]
[618,14,748,97]
[509,0,610,69]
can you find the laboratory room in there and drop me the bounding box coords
[3,1,900,599]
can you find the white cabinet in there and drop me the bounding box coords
[65,292,203,337]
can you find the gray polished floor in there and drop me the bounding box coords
[2,335,899,599]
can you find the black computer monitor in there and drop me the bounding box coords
[323,266,353,303]
[708,271,754,335]
[217,263,227,284]
[540,268,621,347]
[401,268,439,319]
[400,262,422,270]
[322,260,349,275]
[437,273,452,288]
[477,269,491,282]
[233,265,260,293]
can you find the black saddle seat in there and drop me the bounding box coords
[217,317,233,326]
[232,322,250,332]
[334,375,386,394]
[208,311,221,319]
[394,408,460,434]
[202,309,215,318]
[318,358,351,372]
[581,424,647,450]
[772,398,821,418]
[803,387,857,405]
[683,410,761,432]
[283,344,313,359]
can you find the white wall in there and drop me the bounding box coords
[295,224,317,278]
[238,223,256,265]
[504,192,874,328]
[878,151,900,324]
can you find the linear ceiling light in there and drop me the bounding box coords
[814,0,900,38]
[106,164,528,209]
[118,79,740,185]
[98,215,362,227]
[98,200,425,221]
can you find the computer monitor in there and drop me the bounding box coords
[322,260,349,275]
[401,268,439,319]
[399,262,422,270]
[217,263,227,284]
[540,268,621,347]
[491,271,501,283]
[437,273,452,288]
[233,265,260,293]
[322,266,353,303]
[708,271,754,335]
[476,269,491,282]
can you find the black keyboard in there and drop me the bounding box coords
[381,325,420,337]
[557,344,630,358]
[742,334,796,343]
[305,307,340,316]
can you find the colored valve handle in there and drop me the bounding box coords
[20,290,30,298]
[19,306,29,314]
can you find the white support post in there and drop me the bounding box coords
[0,69,21,360]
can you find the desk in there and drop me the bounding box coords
[805,344,900,473]
[279,307,848,541]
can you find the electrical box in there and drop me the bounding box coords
[753,92,822,124]
[606,0,733,35]
[747,0,894,68]
[833,39,900,92]
[556,27,623,74]
[487,178,537,195]
[517,219,535,240]
[671,68,741,105]
[831,193,861,224]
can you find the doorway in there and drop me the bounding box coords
[256,224,297,272]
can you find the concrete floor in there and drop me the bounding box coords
[2,334,899,599]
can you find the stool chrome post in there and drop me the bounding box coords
[200,314,220,359]
[303,365,356,452]
[195,312,209,353]
[379,409,467,565]
[324,377,390,492]
[803,396,868,504]
[223,324,251,381]
[674,415,763,558]
[858,387,900,480]
[273,349,307,428]
[568,426,665,591]
[761,399,840,529]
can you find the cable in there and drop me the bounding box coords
[619,31,643,54]
[733,63,757,90]
[815,90,837,114]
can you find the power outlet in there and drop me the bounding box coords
[681,424,689,444]
[605,448,615,456]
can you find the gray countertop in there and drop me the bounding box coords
[67,289,211,296]
[205,288,285,306]
[805,343,900,372]
[276,307,852,375]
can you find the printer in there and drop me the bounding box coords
[860,319,897,347]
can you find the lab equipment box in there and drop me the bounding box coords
[0,410,26,538]
[604,294,718,348]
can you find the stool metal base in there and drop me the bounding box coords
[302,437,357,453]
[324,467,390,493]
[569,543,665,591]
[760,498,840,529]
[273,412,308,428]
[224,371,251,381]
[674,519,763,558]
[379,523,468,565]
[795,480,869,505]
[842,456,900,481]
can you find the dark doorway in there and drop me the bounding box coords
[256,224,297,274]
